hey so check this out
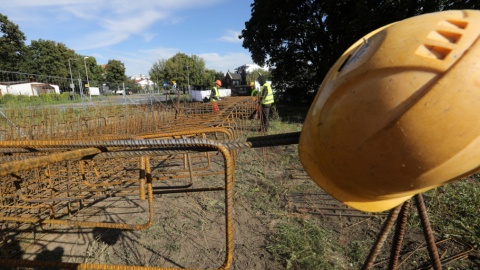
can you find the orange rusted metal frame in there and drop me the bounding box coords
[0,139,235,270]
[0,148,154,231]
[140,127,236,184]
[0,97,256,269]
[0,100,256,141]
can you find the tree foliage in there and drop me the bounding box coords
[247,68,271,85]
[21,39,76,78]
[0,14,26,72]
[104,59,127,89]
[82,57,104,87]
[0,12,124,89]
[149,53,220,90]
[240,0,480,102]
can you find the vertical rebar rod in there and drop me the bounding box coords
[388,200,410,269]
[414,194,442,270]
[361,204,402,270]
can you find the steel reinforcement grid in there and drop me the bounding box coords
[0,96,277,269]
[0,96,474,270]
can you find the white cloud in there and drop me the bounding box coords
[0,0,255,77]
[142,33,156,43]
[217,30,242,43]
[76,32,130,50]
[3,0,221,10]
[71,10,165,50]
[107,48,253,76]
[120,47,181,75]
[2,0,223,49]
[198,52,253,73]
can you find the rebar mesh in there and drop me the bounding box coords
[0,96,260,269]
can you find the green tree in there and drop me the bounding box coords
[150,59,168,89]
[104,59,127,90]
[22,39,76,77]
[0,13,27,72]
[125,79,141,93]
[240,0,480,102]
[149,53,219,90]
[82,56,103,88]
[247,67,271,85]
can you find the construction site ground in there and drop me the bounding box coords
[0,100,479,270]
[5,145,480,270]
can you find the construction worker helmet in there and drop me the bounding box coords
[257,75,266,85]
[215,80,222,87]
[299,10,480,212]
[250,82,255,87]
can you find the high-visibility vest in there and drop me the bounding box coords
[210,87,220,102]
[251,88,258,96]
[261,83,274,105]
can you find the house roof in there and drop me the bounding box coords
[226,71,241,80]
[135,79,155,86]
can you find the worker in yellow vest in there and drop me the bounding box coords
[210,80,221,113]
[250,81,260,119]
[250,82,258,97]
[257,75,274,131]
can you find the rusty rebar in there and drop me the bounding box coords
[388,200,411,269]
[0,133,236,270]
[361,204,402,270]
[415,193,442,270]
[0,148,103,177]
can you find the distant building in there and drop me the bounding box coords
[224,71,242,88]
[136,78,156,90]
[224,64,267,87]
[128,74,149,81]
[129,75,156,90]
[0,82,60,96]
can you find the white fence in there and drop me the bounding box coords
[188,89,231,102]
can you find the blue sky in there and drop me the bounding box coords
[0,0,255,76]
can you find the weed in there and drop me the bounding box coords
[267,219,339,269]
[271,104,281,121]
[346,240,369,268]
[426,176,480,248]
[84,237,110,264]
[269,119,302,134]
[0,93,77,107]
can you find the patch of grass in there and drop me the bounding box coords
[346,240,370,269]
[274,102,310,124]
[267,219,339,269]
[269,120,302,134]
[0,93,77,107]
[426,175,480,249]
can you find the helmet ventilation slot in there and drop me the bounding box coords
[438,19,468,30]
[427,30,462,44]
[415,44,451,60]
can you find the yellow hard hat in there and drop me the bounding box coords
[299,10,480,212]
